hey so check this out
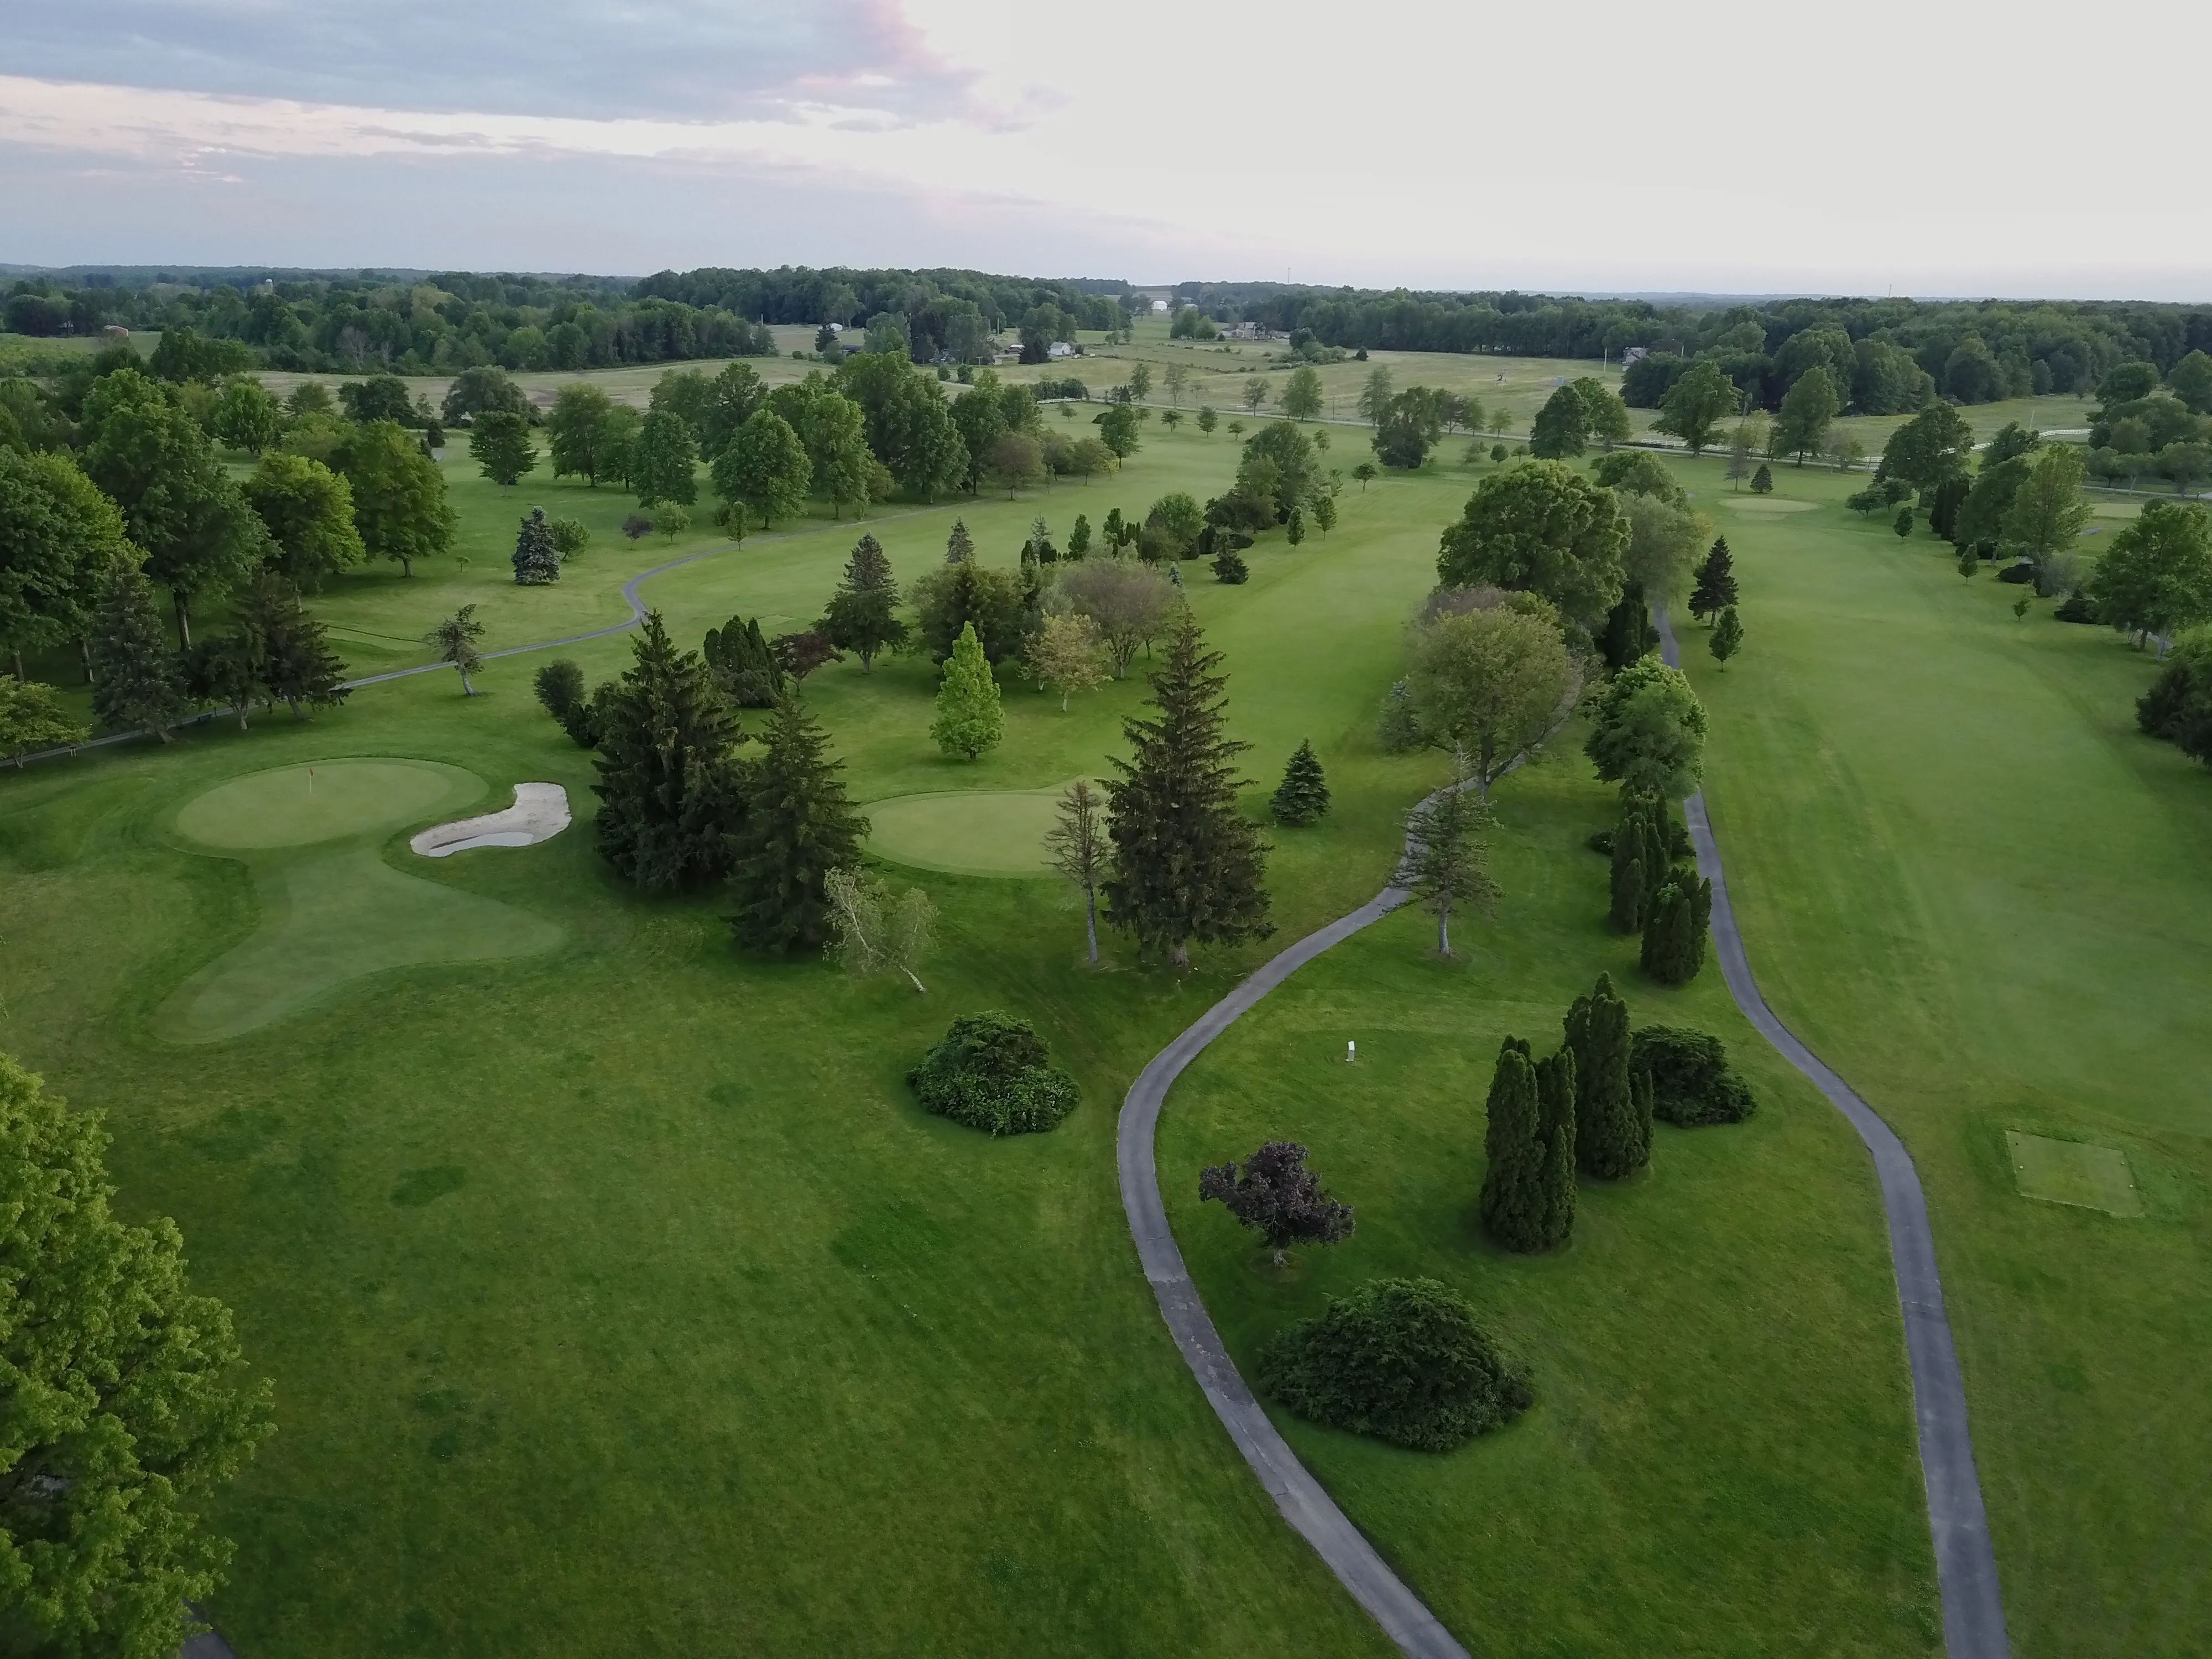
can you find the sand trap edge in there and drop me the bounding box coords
[411,783,572,858]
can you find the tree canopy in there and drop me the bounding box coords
[1435,461,1629,624]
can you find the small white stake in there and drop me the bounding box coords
[1346,1041,1356,1064]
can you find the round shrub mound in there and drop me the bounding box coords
[1258,1277,1532,1453]
[906,1010,1080,1136]
[1630,1025,1756,1125]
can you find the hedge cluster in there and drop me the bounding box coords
[1630,1026,1756,1126]
[907,1011,1079,1136]
[1259,1277,1532,1453]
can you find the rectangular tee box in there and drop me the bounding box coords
[2005,1131,2143,1218]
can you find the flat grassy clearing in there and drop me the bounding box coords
[1666,454,2212,1656]
[0,424,1940,1657]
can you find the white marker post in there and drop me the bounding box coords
[1346,1040,1356,1064]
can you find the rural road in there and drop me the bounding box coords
[1114,616,2011,1659]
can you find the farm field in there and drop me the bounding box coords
[6,352,2210,1659]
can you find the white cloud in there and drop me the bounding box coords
[4,0,2211,296]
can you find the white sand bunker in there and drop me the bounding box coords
[411,783,572,857]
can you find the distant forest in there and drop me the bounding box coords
[6,264,2211,416]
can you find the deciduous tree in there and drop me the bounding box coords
[1405,605,1577,801]
[1709,605,1743,663]
[631,409,699,507]
[546,382,615,483]
[0,450,132,683]
[715,409,811,528]
[343,420,456,577]
[1435,460,1629,624]
[1045,778,1113,962]
[1585,658,1707,798]
[823,867,934,993]
[469,410,537,489]
[1025,611,1108,709]
[1281,365,1324,420]
[1652,359,1737,455]
[1776,366,1840,464]
[1051,559,1177,677]
[1199,1141,1353,1268]
[0,1053,274,1659]
[2088,500,2212,648]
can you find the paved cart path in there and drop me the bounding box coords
[1115,613,2009,1659]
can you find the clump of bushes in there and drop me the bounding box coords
[1630,1026,1756,1125]
[1259,1277,1532,1452]
[907,1011,1079,1136]
[533,658,612,748]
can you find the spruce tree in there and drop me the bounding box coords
[727,689,869,954]
[1640,874,1713,986]
[239,575,349,719]
[1212,543,1250,584]
[931,620,1004,760]
[1396,772,1499,956]
[591,610,747,893]
[1710,607,1743,664]
[1533,1046,1578,1248]
[1751,463,1774,494]
[1479,1037,1548,1252]
[1103,613,1272,969]
[1566,973,1648,1179]
[1688,537,1738,620]
[1270,739,1330,825]
[818,533,906,671]
[511,506,562,585]
[945,518,974,563]
[87,557,186,740]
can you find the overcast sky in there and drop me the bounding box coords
[5,0,2209,299]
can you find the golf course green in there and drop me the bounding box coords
[2,404,2205,1657]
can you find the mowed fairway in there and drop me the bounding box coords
[1666,455,2212,1657]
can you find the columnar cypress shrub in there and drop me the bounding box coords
[1478,1038,1547,1252]
[1640,873,1713,987]
[1608,789,1670,932]
[1533,1046,1578,1248]
[511,506,562,585]
[703,613,783,707]
[1566,973,1648,1179]
[1270,739,1331,826]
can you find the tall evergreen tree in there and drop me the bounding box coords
[945,518,975,563]
[1478,1037,1548,1252]
[1397,766,1500,956]
[1608,789,1670,932]
[1270,739,1330,825]
[1565,972,1648,1179]
[591,610,747,893]
[1533,1046,1578,1248]
[1103,614,1272,969]
[727,690,869,954]
[1640,874,1713,986]
[1688,538,1738,621]
[239,575,349,719]
[931,621,1004,760]
[818,533,906,671]
[702,614,784,707]
[511,506,562,585]
[87,558,186,739]
[1710,607,1744,663]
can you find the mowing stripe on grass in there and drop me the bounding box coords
[1656,606,2010,1659]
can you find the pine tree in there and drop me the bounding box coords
[1103,614,1272,969]
[1044,778,1113,963]
[1710,607,1743,664]
[591,611,748,893]
[1212,542,1250,583]
[87,558,186,740]
[1640,874,1713,986]
[728,690,869,953]
[1270,739,1330,825]
[931,620,1004,760]
[1479,1037,1548,1251]
[1068,513,1092,558]
[1688,537,1738,621]
[945,518,974,563]
[186,628,264,730]
[239,575,349,719]
[511,506,562,585]
[1751,463,1774,495]
[819,534,906,671]
[1396,768,1500,956]
[1566,973,1648,1179]
[1533,1046,1578,1248]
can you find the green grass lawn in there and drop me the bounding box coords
[1669,454,2212,1657]
[7,414,2197,1656]
[0,422,1943,1657]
